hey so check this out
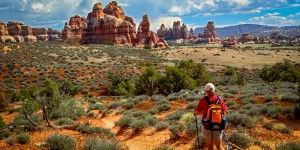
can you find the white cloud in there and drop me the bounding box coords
[225,0,251,6]
[152,16,183,31]
[241,12,299,26]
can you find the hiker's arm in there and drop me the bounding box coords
[194,98,204,116]
[221,99,228,113]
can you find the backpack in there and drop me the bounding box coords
[202,96,226,131]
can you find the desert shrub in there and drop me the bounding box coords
[153,146,174,150]
[55,118,74,126]
[263,122,274,130]
[272,123,292,134]
[276,142,300,150]
[76,124,114,138]
[227,113,256,128]
[261,104,281,118]
[116,111,157,131]
[180,112,194,125]
[46,134,76,150]
[0,116,9,140]
[295,104,300,119]
[226,101,239,110]
[5,136,17,146]
[13,114,41,127]
[0,93,9,110]
[260,60,300,82]
[16,132,30,144]
[108,76,136,97]
[156,103,171,112]
[88,102,105,111]
[187,101,199,109]
[155,121,169,131]
[136,66,162,96]
[280,92,300,103]
[228,131,252,149]
[59,80,82,96]
[83,138,121,150]
[50,98,85,120]
[169,123,185,138]
[166,110,186,122]
[224,66,235,76]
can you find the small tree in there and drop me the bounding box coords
[136,66,162,96]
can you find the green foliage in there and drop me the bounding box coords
[276,142,300,150]
[13,114,41,127]
[55,118,74,126]
[169,123,185,138]
[76,124,115,138]
[0,116,9,140]
[136,66,163,96]
[50,98,85,120]
[108,76,136,97]
[46,134,76,150]
[16,132,30,144]
[260,60,300,82]
[83,138,121,150]
[228,131,252,149]
[227,112,256,128]
[155,121,169,131]
[116,111,158,131]
[272,123,292,134]
[224,66,236,76]
[180,112,195,125]
[166,110,186,122]
[261,103,282,118]
[59,80,82,96]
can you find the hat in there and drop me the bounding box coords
[204,83,215,92]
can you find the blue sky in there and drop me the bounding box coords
[0,0,299,30]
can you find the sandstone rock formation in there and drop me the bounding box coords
[0,21,9,36]
[14,36,24,42]
[7,22,23,36]
[238,33,254,43]
[0,36,16,43]
[222,36,237,47]
[24,35,37,43]
[157,21,193,40]
[21,26,33,36]
[62,1,167,48]
[199,21,218,44]
[62,15,86,42]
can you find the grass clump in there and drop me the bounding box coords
[228,131,252,149]
[276,142,300,150]
[46,134,76,150]
[272,123,293,134]
[83,138,121,150]
[55,118,74,126]
[227,112,256,128]
[155,121,169,131]
[16,132,30,144]
[76,124,115,138]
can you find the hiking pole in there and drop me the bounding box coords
[194,113,201,150]
[222,130,232,150]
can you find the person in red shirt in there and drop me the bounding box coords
[195,83,227,150]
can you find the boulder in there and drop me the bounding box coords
[24,35,37,43]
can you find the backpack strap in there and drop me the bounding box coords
[205,96,221,105]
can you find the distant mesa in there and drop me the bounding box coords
[62,1,168,48]
[0,20,61,43]
[157,21,194,41]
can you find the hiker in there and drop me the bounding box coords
[194,83,228,150]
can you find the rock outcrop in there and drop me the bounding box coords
[222,36,237,47]
[0,21,9,36]
[238,33,254,43]
[136,15,159,47]
[199,21,218,44]
[62,15,86,42]
[7,22,23,36]
[157,21,192,40]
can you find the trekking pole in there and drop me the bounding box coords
[194,113,201,150]
[222,130,232,150]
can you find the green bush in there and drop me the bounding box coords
[13,114,41,127]
[262,104,281,118]
[166,110,186,122]
[276,142,300,150]
[16,132,30,144]
[224,66,236,76]
[59,80,82,96]
[272,123,292,134]
[83,138,121,150]
[155,121,169,131]
[0,116,9,140]
[108,76,136,97]
[55,118,74,126]
[50,98,85,120]
[260,60,300,82]
[169,123,185,138]
[136,66,162,96]
[116,111,157,131]
[228,131,252,149]
[227,113,256,128]
[46,134,76,150]
[76,124,114,138]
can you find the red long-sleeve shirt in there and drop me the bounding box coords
[195,95,227,118]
